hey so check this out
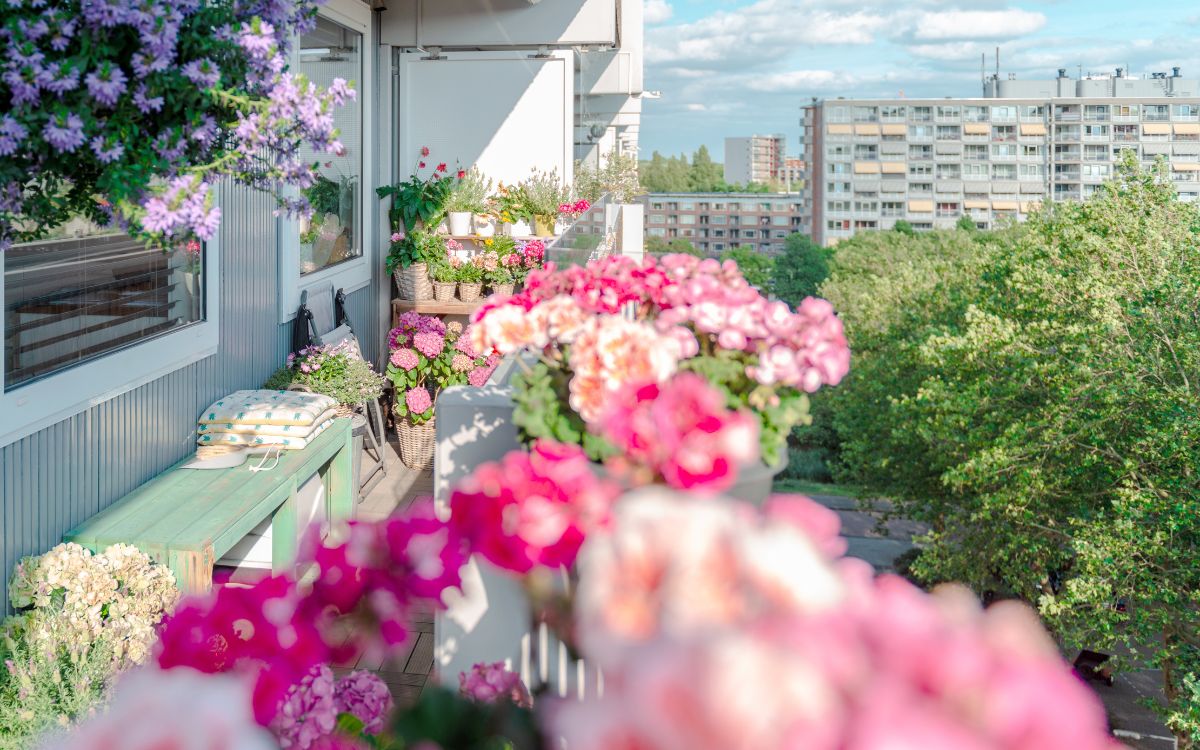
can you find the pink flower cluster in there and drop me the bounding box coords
[597,373,759,492]
[449,440,620,573]
[389,348,419,371]
[272,665,388,748]
[334,670,394,735]
[557,199,591,217]
[567,316,688,422]
[155,505,465,728]
[405,387,433,415]
[388,312,446,350]
[552,489,1116,750]
[517,239,545,269]
[459,662,533,708]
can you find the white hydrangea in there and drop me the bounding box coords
[9,543,179,671]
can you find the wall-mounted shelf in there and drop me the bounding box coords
[391,297,484,324]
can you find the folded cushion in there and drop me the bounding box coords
[197,418,334,450]
[198,390,339,427]
[197,408,338,438]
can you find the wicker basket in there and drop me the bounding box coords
[433,281,456,302]
[394,263,433,300]
[395,416,436,469]
[489,282,515,298]
[457,282,483,302]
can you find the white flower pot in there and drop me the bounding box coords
[473,214,496,237]
[448,212,472,236]
[505,219,532,237]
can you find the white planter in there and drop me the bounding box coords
[473,214,496,237]
[448,211,472,236]
[504,219,532,237]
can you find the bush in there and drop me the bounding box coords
[781,448,833,483]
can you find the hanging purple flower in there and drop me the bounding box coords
[42,112,85,153]
[90,134,124,163]
[0,116,28,157]
[85,63,127,107]
[181,58,220,89]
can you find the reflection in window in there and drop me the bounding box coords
[4,221,204,390]
[298,15,363,275]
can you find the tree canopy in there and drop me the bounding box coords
[719,246,774,290]
[821,155,1200,742]
[771,233,832,308]
[639,148,776,193]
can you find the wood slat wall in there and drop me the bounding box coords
[0,183,378,612]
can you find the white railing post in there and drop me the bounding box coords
[617,203,644,260]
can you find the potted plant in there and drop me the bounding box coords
[445,166,491,236]
[518,168,572,237]
[377,148,458,299]
[479,237,517,297]
[456,254,485,302]
[492,183,534,237]
[386,315,499,468]
[429,256,457,302]
[510,239,546,290]
[468,254,851,503]
[264,342,387,490]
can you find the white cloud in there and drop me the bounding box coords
[745,69,856,92]
[685,103,708,111]
[644,0,674,25]
[909,9,1046,41]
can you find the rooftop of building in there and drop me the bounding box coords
[641,191,803,199]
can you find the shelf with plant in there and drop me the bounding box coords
[263,341,386,413]
[0,3,354,251]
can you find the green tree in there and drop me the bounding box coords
[771,233,831,307]
[891,219,915,236]
[689,145,724,192]
[827,156,1200,744]
[719,246,774,291]
[955,215,978,232]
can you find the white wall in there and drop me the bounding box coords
[380,0,618,49]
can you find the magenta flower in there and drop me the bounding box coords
[405,387,432,415]
[467,367,491,387]
[449,440,619,573]
[459,662,532,708]
[270,665,337,749]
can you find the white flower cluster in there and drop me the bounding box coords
[8,543,178,669]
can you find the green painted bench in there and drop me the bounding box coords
[66,418,355,593]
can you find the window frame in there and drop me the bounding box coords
[0,232,221,447]
[277,0,375,323]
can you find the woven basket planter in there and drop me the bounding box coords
[457,282,483,302]
[394,263,433,300]
[489,282,515,298]
[395,416,436,470]
[432,281,456,302]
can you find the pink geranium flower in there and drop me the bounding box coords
[405,387,432,415]
[596,373,759,492]
[459,662,532,708]
[449,440,620,573]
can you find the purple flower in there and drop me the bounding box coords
[2,66,40,106]
[0,116,28,157]
[181,58,220,89]
[389,348,419,372]
[36,61,80,96]
[43,112,85,153]
[270,665,337,749]
[405,387,432,415]
[413,331,446,359]
[454,335,477,359]
[89,135,124,163]
[85,64,127,107]
[132,84,163,113]
[333,671,392,735]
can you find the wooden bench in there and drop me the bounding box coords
[65,418,355,593]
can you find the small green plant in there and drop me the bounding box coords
[492,183,534,225]
[519,168,572,219]
[456,257,484,284]
[445,167,492,215]
[377,149,460,266]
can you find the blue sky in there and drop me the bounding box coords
[639,0,1200,160]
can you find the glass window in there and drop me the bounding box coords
[679,215,696,225]
[5,226,205,390]
[297,15,363,275]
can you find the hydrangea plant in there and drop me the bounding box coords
[0,0,354,250]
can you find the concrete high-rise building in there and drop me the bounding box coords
[802,67,1200,246]
[724,134,787,185]
[637,192,807,256]
[782,157,806,192]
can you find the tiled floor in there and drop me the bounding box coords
[338,440,436,707]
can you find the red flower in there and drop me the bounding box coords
[420,146,430,156]
[436,163,447,173]
[457,170,466,179]
[419,161,426,169]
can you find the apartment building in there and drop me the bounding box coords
[638,192,807,255]
[783,157,806,192]
[724,134,787,185]
[802,68,1200,246]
